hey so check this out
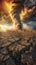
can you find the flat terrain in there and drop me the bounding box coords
[0,30,36,65]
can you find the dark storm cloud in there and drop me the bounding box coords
[12,0,36,6]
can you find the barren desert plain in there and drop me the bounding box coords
[0,30,36,65]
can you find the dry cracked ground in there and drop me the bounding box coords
[0,30,36,65]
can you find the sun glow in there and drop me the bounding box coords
[0,24,18,32]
